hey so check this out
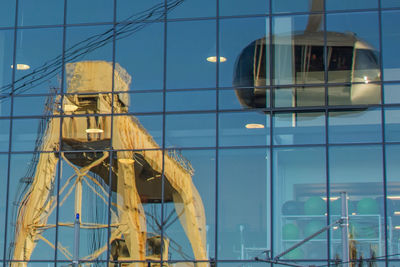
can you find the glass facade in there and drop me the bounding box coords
[0,1,399,266]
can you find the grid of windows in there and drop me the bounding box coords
[0,0,400,266]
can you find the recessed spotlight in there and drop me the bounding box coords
[11,63,30,70]
[85,128,104,134]
[245,123,264,129]
[206,56,227,63]
[118,158,135,164]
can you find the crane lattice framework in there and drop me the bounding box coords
[11,61,208,267]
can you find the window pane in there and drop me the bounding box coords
[273,147,327,260]
[0,97,11,118]
[274,112,325,145]
[14,28,63,95]
[168,0,216,19]
[384,84,400,104]
[67,0,113,24]
[66,25,113,65]
[274,87,325,107]
[13,95,53,117]
[113,114,163,149]
[382,11,400,82]
[327,12,380,89]
[219,88,271,110]
[117,0,163,22]
[115,23,164,91]
[167,20,216,89]
[18,0,63,26]
[385,107,400,142]
[219,111,269,147]
[0,154,7,256]
[329,109,382,144]
[272,0,322,14]
[125,92,163,113]
[220,17,269,106]
[12,118,60,152]
[8,153,59,261]
[273,14,324,85]
[219,0,268,16]
[385,144,400,259]
[219,148,270,259]
[326,0,377,10]
[0,1,15,27]
[165,113,216,148]
[329,145,384,260]
[56,151,110,261]
[382,0,400,8]
[0,30,15,95]
[163,149,216,260]
[166,90,216,112]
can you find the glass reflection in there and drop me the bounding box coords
[14,28,63,95]
[163,149,216,260]
[326,0,377,10]
[273,147,327,260]
[274,87,325,107]
[13,95,52,117]
[273,112,325,145]
[8,153,58,261]
[168,0,216,19]
[9,61,209,266]
[219,0,268,16]
[0,154,7,255]
[0,30,14,95]
[117,0,163,22]
[329,108,382,144]
[384,84,400,104]
[220,17,269,89]
[0,96,11,117]
[218,148,269,260]
[167,20,216,89]
[166,90,216,112]
[382,11,400,81]
[67,0,113,24]
[0,119,10,152]
[115,23,164,91]
[385,145,400,260]
[125,92,163,114]
[0,1,15,27]
[385,107,400,142]
[329,145,384,260]
[18,0,63,26]
[219,111,269,147]
[219,88,270,110]
[165,113,216,148]
[272,0,322,14]
[12,118,58,152]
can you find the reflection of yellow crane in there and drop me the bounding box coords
[11,61,208,266]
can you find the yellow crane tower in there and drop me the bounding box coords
[11,61,208,267]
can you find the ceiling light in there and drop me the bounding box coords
[395,226,400,230]
[118,158,135,164]
[85,128,104,134]
[388,196,400,200]
[206,56,227,63]
[322,197,340,201]
[245,123,264,129]
[395,211,400,215]
[11,63,31,70]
